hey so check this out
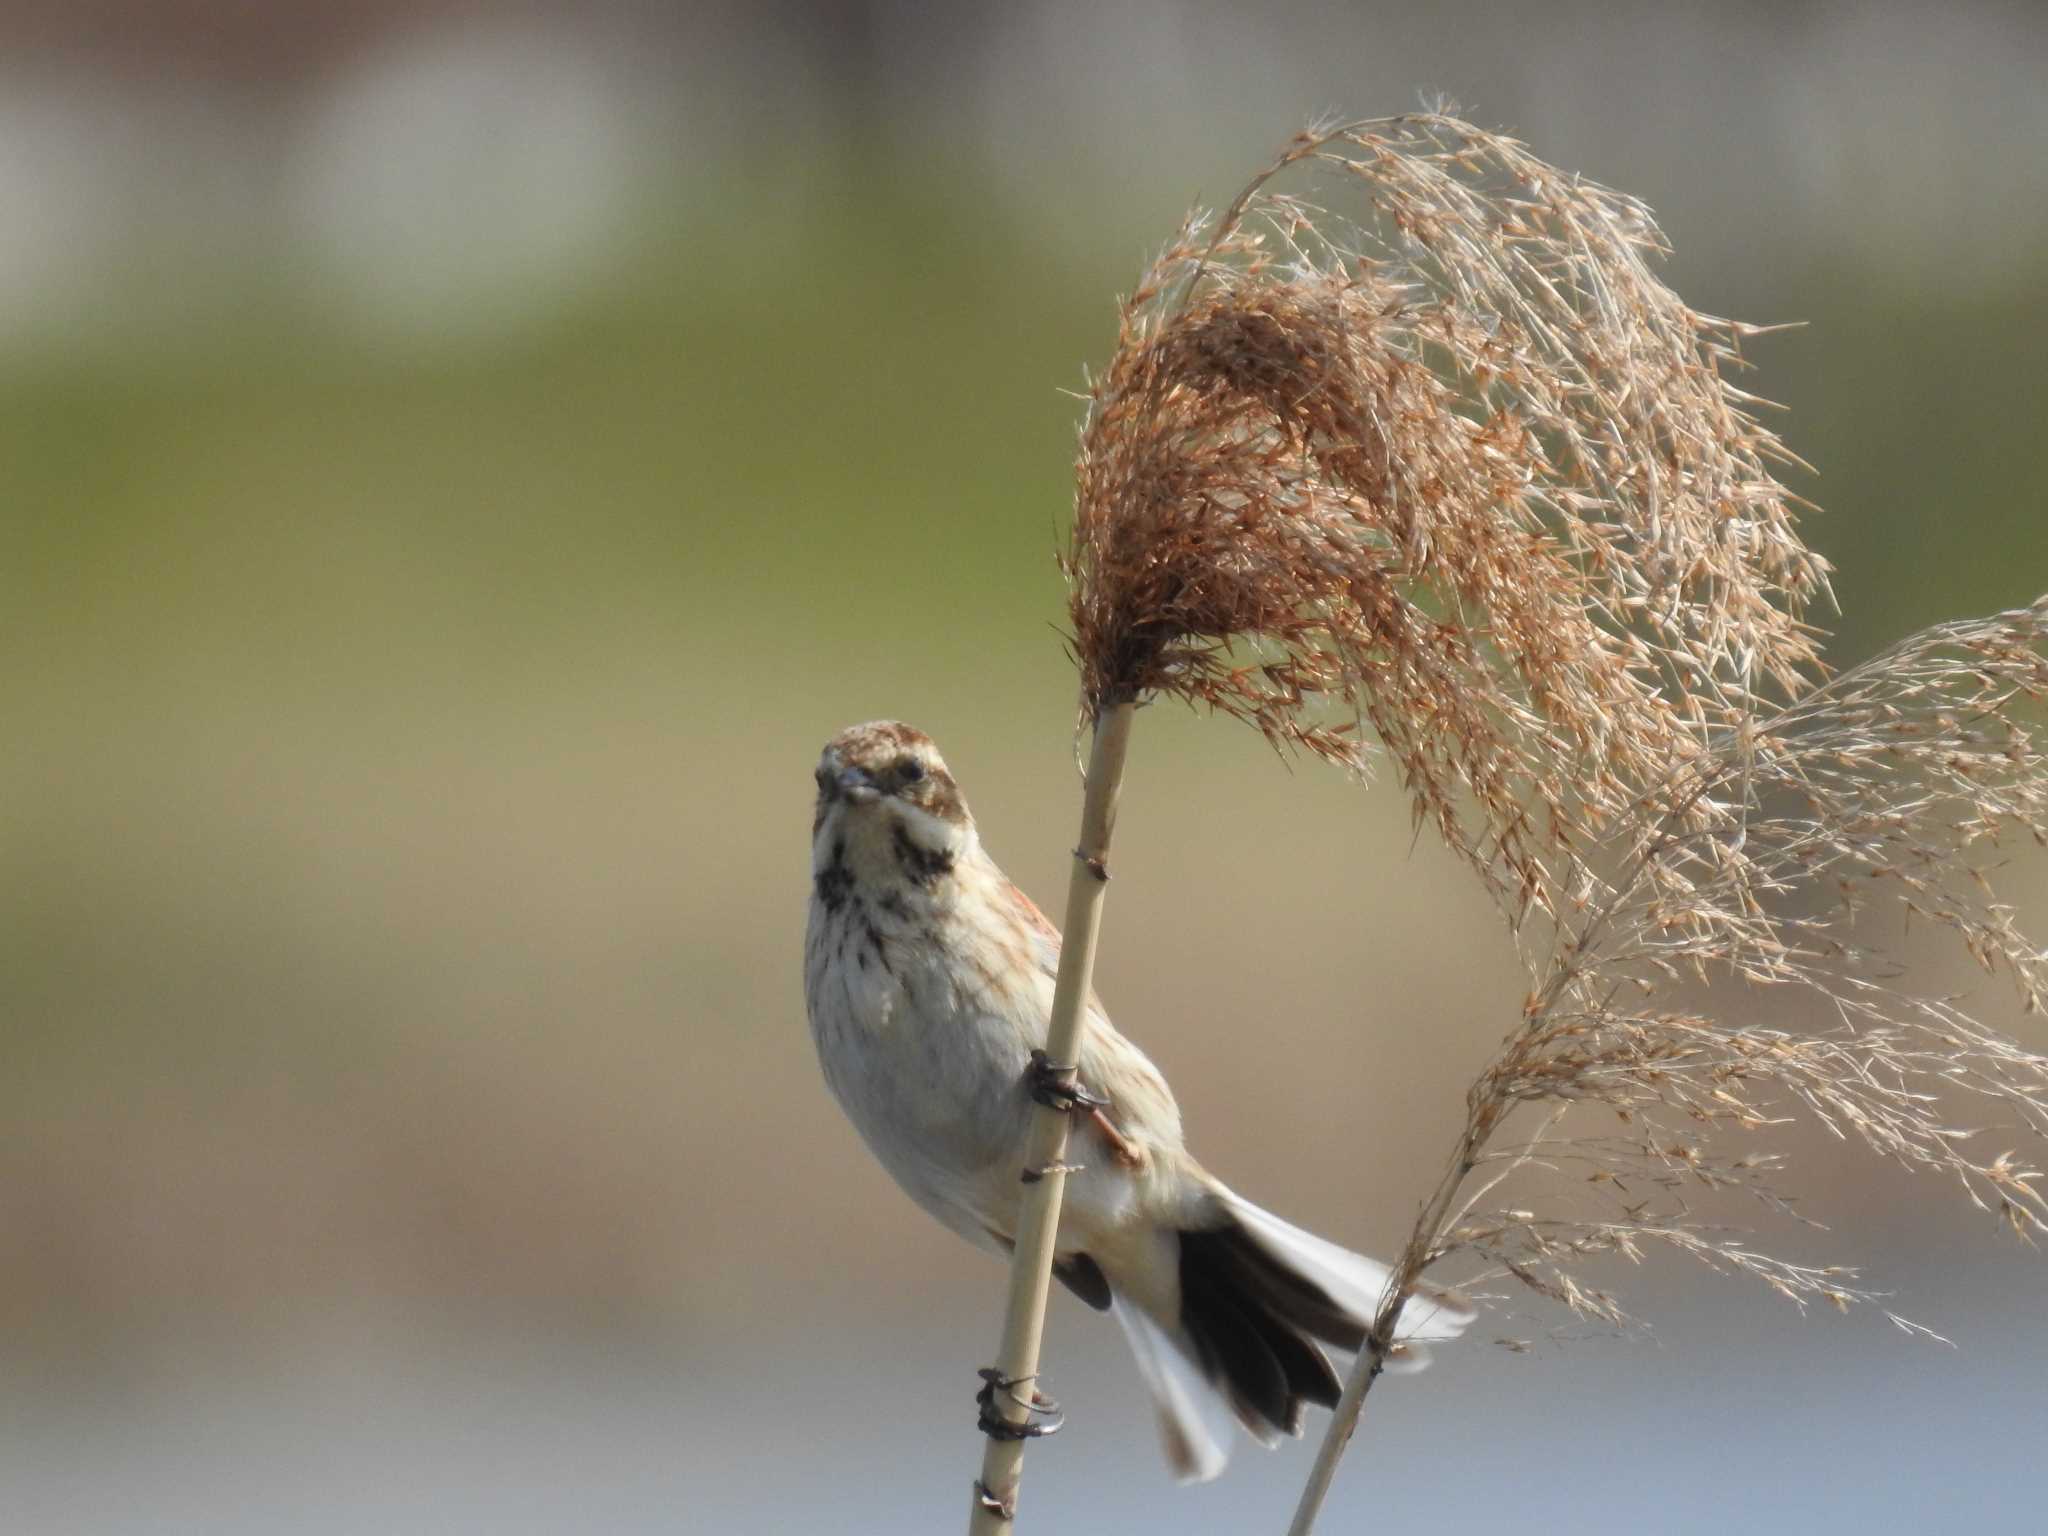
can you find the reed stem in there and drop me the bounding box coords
[967,700,1135,1532]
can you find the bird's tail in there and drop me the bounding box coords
[1108,1189,1475,1482]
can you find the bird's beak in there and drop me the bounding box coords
[836,766,881,804]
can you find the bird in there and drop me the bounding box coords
[803,719,1473,1480]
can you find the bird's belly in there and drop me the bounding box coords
[804,904,1159,1255]
[829,1020,1149,1252]
[807,924,1037,1233]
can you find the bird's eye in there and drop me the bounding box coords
[898,758,926,784]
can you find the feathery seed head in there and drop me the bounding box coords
[1068,114,1831,916]
[1067,117,2048,1359]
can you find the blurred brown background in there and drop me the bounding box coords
[3,1,2045,1531]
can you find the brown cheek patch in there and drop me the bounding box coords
[921,772,967,825]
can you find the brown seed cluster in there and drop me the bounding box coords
[1067,116,2048,1347]
[1068,114,1830,914]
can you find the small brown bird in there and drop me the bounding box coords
[804,720,1473,1480]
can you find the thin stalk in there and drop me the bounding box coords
[1286,1124,1486,1536]
[967,701,1136,1532]
[1285,1336,1387,1536]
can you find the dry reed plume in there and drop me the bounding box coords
[1051,114,2048,1533]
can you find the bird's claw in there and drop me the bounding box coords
[1026,1049,1109,1113]
[975,1368,1063,1441]
[1026,1051,1142,1168]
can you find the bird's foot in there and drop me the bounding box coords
[1025,1049,1108,1113]
[1025,1052,1141,1168]
[975,1368,1063,1441]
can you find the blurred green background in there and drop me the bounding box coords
[3,2,2045,1531]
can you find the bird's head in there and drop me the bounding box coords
[811,721,975,899]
